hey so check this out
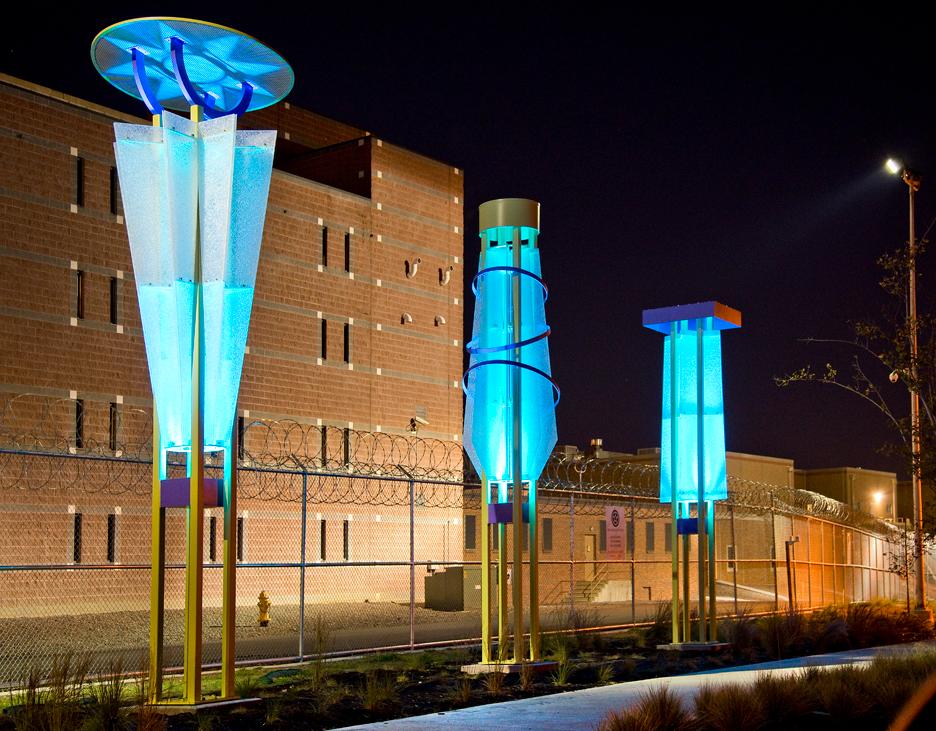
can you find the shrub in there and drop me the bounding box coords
[450,676,473,706]
[482,666,505,696]
[360,670,400,713]
[598,685,693,731]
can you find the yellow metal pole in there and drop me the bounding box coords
[147,110,165,705]
[669,328,679,644]
[221,419,238,698]
[511,225,523,664]
[148,400,165,703]
[481,471,491,664]
[529,479,539,660]
[497,512,507,659]
[183,103,205,704]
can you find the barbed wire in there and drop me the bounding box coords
[0,394,902,535]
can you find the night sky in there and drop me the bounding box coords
[5,8,936,476]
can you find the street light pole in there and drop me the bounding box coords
[888,159,927,611]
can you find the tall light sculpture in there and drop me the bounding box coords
[464,199,559,665]
[643,302,740,645]
[91,18,292,705]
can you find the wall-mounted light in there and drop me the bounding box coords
[400,312,413,325]
[405,257,421,278]
[434,315,446,326]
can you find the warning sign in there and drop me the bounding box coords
[606,506,626,561]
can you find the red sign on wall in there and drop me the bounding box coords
[606,506,626,561]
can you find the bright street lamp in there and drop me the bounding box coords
[887,158,927,612]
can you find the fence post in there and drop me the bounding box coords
[770,491,779,613]
[630,498,636,624]
[729,503,738,615]
[410,476,415,650]
[298,471,307,661]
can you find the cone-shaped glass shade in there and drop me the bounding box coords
[464,228,557,483]
[659,320,728,503]
[115,111,274,450]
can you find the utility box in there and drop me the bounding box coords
[425,566,464,611]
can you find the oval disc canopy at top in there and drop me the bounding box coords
[91,17,294,114]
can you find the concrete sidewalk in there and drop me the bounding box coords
[335,641,936,730]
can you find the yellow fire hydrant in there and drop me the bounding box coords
[258,591,271,627]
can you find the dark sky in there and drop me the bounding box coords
[5,8,936,476]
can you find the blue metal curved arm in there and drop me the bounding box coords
[467,327,551,355]
[462,359,560,406]
[471,266,549,301]
[131,48,163,115]
[169,36,254,118]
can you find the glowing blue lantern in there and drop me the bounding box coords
[643,302,741,503]
[115,114,274,450]
[463,200,559,484]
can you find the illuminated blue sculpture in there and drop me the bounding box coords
[93,17,290,706]
[643,301,741,646]
[464,198,558,667]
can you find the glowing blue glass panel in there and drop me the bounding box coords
[659,320,728,503]
[115,112,273,450]
[464,228,557,483]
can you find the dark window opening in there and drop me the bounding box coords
[107,513,117,563]
[109,166,119,215]
[343,323,350,362]
[492,526,499,550]
[342,428,351,465]
[320,427,328,468]
[76,270,85,319]
[728,545,736,571]
[646,522,655,553]
[236,517,245,562]
[626,522,635,554]
[209,516,218,562]
[109,277,118,324]
[238,416,246,460]
[665,523,673,553]
[75,157,85,207]
[343,520,350,561]
[599,520,607,552]
[465,514,477,550]
[320,520,327,561]
[344,232,351,272]
[75,399,84,449]
[543,517,553,552]
[321,319,327,359]
[522,525,528,551]
[322,226,328,267]
[108,402,118,451]
[72,512,83,563]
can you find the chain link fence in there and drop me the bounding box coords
[0,395,930,686]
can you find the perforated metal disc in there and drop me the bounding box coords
[91,17,293,113]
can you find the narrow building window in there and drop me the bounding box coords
[343,323,350,362]
[342,428,351,466]
[319,519,327,561]
[72,512,83,564]
[108,402,118,451]
[75,399,84,448]
[645,522,655,553]
[321,226,328,267]
[344,232,351,272]
[320,428,328,468]
[599,520,607,552]
[75,157,85,207]
[209,516,218,563]
[76,270,85,319]
[109,277,118,324]
[492,526,499,550]
[321,319,327,359]
[543,517,553,552]
[464,514,477,550]
[727,545,736,572]
[626,522,635,554]
[665,522,673,553]
[237,416,246,460]
[522,526,528,551]
[236,516,245,562]
[343,519,350,561]
[106,513,117,563]
[109,166,119,215]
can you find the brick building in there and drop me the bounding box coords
[0,72,467,613]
